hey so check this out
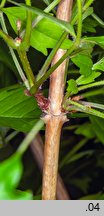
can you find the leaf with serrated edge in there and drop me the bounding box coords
[93,57,104,71]
[77,71,101,85]
[3,7,73,55]
[71,54,93,77]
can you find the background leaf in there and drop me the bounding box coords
[93,57,104,71]
[67,79,78,94]
[82,7,93,20]
[89,96,104,144]
[76,71,101,85]
[71,54,93,77]
[0,153,32,200]
[3,7,73,55]
[0,154,22,190]
[85,36,104,49]
[0,44,17,74]
[31,19,72,55]
[80,193,103,200]
[0,190,33,200]
[0,85,41,132]
[90,116,104,144]
[82,17,98,33]
[75,122,96,139]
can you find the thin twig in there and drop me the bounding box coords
[0,12,30,89]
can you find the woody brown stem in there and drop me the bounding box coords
[42,0,73,200]
[30,134,70,200]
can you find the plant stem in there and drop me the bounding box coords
[66,99,104,119]
[0,28,17,49]
[20,0,61,38]
[17,120,44,155]
[0,0,7,8]
[35,0,83,89]
[20,0,32,50]
[32,0,59,28]
[0,12,30,89]
[18,50,36,88]
[43,0,60,12]
[83,0,94,11]
[78,80,104,92]
[35,44,75,89]
[76,0,82,46]
[14,0,35,88]
[42,0,73,200]
[7,0,75,37]
[5,131,19,143]
[81,88,104,98]
[11,50,30,89]
[44,0,57,14]
[91,13,104,28]
[71,0,94,25]
[80,101,104,111]
[43,0,53,5]
[36,31,68,81]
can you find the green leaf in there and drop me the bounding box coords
[31,19,73,55]
[79,41,94,56]
[82,17,98,33]
[89,95,104,145]
[75,122,96,139]
[3,7,73,55]
[0,154,33,200]
[71,54,93,77]
[93,57,104,71]
[76,71,101,85]
[90,116,104,144]
[0,154,22,190]
[34,195,41,200]
[80,193,103,200]
[2,7,29,34]
[0,85,41,132]
[92,13,104,28]
[0,190,33,200]
[0,64,16,88]
[7,2,75,37]
[43,0,51,5]
[85,36,104,49]
[70,176,91,193]
[64,150,94,165]
[67,79,78,94]
[82,7,93,20]
[99,194,104,200]
[0,44,17,74]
